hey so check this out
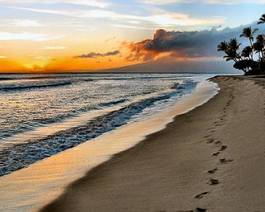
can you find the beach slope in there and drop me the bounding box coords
[41,76,265,212]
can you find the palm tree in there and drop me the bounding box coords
[228,38,241,51]
[240,27,258,45]
[241,46,252,59]
[254,35,265,60]
[218,13,265,75]
[258,14,265,24]
[240,27,258,59]
[222,38,241,62]
[217,41,228,52]
[253,42,263,60]
[223,50,238,62]
[233,59,256,74]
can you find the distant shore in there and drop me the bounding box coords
[41,76,265,212]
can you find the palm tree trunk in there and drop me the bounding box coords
[249,39,254,60]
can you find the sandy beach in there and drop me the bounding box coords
[41,76,265,212]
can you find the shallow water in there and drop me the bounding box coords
[0,73,208,176]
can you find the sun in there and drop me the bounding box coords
[24,57,52,71]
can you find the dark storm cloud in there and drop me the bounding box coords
[75,50,120,59]
[126,26,246,61]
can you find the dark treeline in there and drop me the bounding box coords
[218,14,265,75]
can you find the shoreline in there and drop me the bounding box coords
[41,76,265,212]
[0,77,217,212]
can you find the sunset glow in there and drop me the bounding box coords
[0,0,264,73]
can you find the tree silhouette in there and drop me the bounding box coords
[240,27,258,59]
[218,14,265,75]
[258,14,265,24]
[240,27,258,44]
[253,36,264,60]
[224,39,241,62]
[217,41,228,52]
[218,39,241,62]
[241,46,252,59]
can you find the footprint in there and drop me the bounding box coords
[214,140,222,145]
[208,178,219,185]
[208,168,218,174]
[195,208,207,212]
[204,135,211,139]
[220,158,234,164]
[194,192,209,199]
[219,145,227,151]
[176,208,206,212]
[212,152,220,157]
[206,138,214,144]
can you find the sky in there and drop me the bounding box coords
[0,0,264,73]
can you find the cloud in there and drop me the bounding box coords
[142,0,191,5]
[0,56,7,59]
[43,46,67,50]
[142,0,265,4]
[126,27,244,61]
[0,32,61,41]
[74,50,120,59]
[0,0,110,8]
[112,24,154,31]
[0,19,43,27]
[204,0,265,4]
[11,19,43,27]
[9,6,224,29]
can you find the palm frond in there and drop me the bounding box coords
[258,14,265,24]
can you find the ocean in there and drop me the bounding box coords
[0,73,218,211]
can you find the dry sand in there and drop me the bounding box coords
[41,76,265,212]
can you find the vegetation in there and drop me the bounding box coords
[218,14,265,75]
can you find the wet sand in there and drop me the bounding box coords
[41,76,265,212]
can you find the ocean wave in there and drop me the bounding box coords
[0,80,197,176]
[0,81,72,92]
[0,77,14,81]
[99,99,128,107]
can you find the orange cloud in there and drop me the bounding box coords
[125,29,190,62]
